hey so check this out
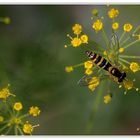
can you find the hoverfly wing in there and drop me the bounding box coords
[110,33,119,51]
[77,75,94,86]
[108,33,120,65]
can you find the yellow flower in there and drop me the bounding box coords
[0,86,14,100]
[65,66,74,73]
[29,106,41,117]
[92,19,103,32]
[71,37,82,47]
[3,17,11,24]
[123,23,133,32]
[130,62,139,73]
[13,102,23,111]
[103,50,107,56]
[119,47,125,53]
[0,116,4,122]
[104,94,112,104]
[88,77,100,91]
[108,8,119,19]
[80,34,88,44]
[72,24,82,35]
[23,122,33,134]
[84,61,93,69]
[123,80,133,90]
[85,69,93,75]
[112,22,119,30]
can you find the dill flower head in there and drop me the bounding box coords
[84,61,93,69]
[104,94,112,104]
[130,62,140,73]
[72,24,82,35]
[29,106,41,117]
[0,85,14,100]
[71,37,82,47]
[92,19,103,32]
[23,122,33,134]
[112,22,119,30]
[123,23,133,32]
[13,102,23,111]
[108,8,119,19]
[88,77,100,91]
[65,66,74,73]
[80,34,88,44]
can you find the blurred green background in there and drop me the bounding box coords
[0,5,140,135]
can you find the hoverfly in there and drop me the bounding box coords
[78,33,127,86]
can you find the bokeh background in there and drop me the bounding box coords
[0,5,140,135]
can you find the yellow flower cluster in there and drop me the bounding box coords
[0,85,41,135]
[84,61,93,75]
[88,77,100,91]
[0,85,15,100]
[123,23,133,32]
[108,8,119,19]
[65,24,89,48]
[104,94,112,104]
[130,62,140,73]
[92,19,103,32]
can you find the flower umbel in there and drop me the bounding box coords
[29,106,41,117]
[108,8,119,19]
[92,19,103,32]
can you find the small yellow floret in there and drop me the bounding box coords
[23,122,33,134]
[123,23,133,32]
[71,37,82,47]
[72,24,82,35]
[108,8,119,19]
[65,66,74,73]
[123,80,133,90]
[29,106,41,117]
[3,17,11,24]
[80,34,88,44]
[112,22,119,30]
[85,69,93,75]
[84,61,93,69]
[88,77,100,91]
[92,19,103,32]
[130,62,139,73]
[104,94,112,104]
[13,102,23,111]
[119,47,125,53]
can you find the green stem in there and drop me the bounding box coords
[73,62,84,68]
[14,125,18,135]
[120,25,140,46]
[123,39,140,49]
[119,31,126,43]
[0,124,9,132]
[119,58,130,64]
[5,126,12,135]
[19,113,29,119]
[120,55,140,59]
[102,29,109,48]
[17,126,24,135]
[85,81,106,134]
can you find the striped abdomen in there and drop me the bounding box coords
[85,51,126,83]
